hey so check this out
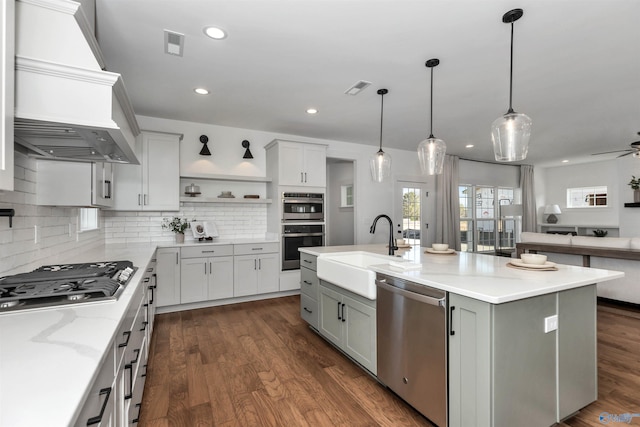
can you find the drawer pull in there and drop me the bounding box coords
[252,247,263,251]
[303,259,312,264]
[118,330,131,348]
[303,307,313,314]
[132,403,142,424]
[86,387,112,426]
[124,364,133,400]
[201,250,216,253]
[303,280,312,285]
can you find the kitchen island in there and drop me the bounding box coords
[300,244,624,427]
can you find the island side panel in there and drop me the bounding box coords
[492,293,557,427]
[557,284,597,420]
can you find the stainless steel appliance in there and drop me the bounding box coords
[0,261,137,312]
[282,224,324,270]
[375,273,448,427]
[282,192,324,221]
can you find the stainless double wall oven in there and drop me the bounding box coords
[281,192,325,270]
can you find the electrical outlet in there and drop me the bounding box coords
[544,315,558,333]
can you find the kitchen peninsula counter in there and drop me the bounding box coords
[300,244,624,303]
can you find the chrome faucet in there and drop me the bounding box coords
[370,214,397,255]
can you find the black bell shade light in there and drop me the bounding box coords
[242,140,253,159]
[370,89,392,182]
[417,58,446,175]
[199,135,211,156]
[491,8,532,162]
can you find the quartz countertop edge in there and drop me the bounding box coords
[300,245,625,304]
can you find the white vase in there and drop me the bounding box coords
[175,233,185,244]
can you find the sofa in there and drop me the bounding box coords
[516,232,640,304]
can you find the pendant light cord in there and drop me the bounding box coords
[379,91,384,152]
[508,21,515,114]
[429,65,434,139]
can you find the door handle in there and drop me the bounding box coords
[341,303,346,322]
[450,306,456,336]
[301,172,304,183]
[104,180,112,199]
[337,301,342,320]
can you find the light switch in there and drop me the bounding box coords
[544,315,558,333]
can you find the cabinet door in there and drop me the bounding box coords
[209,256,234,300]
[302,144,326,187]
[278,143,304,185]
[448,293,492,427]
[93,162,114,208]
[155,248,180,307]
[112,161,142,210]
[143,132,180,211]
[342,295,376,374]
[256,253,279,294]
[234,255,258,296]
[318,285,343,347]
[180,257,208,303]
[0,0,14,191]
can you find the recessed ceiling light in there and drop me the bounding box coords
[204,26,227,40]
[465,144,474,148]
[194,88,209,95]
[562,159,569,163]
[306,108,318,114]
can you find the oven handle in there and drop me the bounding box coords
[282,233,325,237]
[282,198,324,203]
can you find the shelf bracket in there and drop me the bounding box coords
[0,209,15,228]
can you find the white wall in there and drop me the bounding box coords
[326,160,354,246]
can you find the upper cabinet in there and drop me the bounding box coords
[112,131,182,211]
[266,140,327,188]
[0,0,14,191]
[36,161,114,207]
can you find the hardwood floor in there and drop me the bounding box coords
[139,296,640,427]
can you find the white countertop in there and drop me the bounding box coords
[300,245,624,304]
[0,237,276,427]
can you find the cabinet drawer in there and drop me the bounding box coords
[301,294,318,329]
[233,242,279,255]
[181,244,233,258]
[75,343,115,426]
[300,252,317,271]
[115,285,145,370]
[300,266,319,298]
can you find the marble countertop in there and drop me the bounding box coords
[300,244,624,304]
[0,236,277,426]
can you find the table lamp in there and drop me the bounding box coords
[544,205,561,223]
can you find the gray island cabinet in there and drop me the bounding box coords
[299,245,622,427]
[449,285,596,427]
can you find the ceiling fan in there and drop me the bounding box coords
[592,132,640,158]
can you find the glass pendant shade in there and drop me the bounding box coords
[370,149,392,182]
[491,111,532,161]
[417,137,446,175]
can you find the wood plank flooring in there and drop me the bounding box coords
[139,296,640,427]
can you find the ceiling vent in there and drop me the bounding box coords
[344,80,372,96]
[164,30,184,56]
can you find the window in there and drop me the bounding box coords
[459,185,515,253]
[567,186,608,208]
[402,187,421,243]
[79,208,99,231]
[340,184,353,207]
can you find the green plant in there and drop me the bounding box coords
[593,229,608,237]
[629,176,640,190]
[162,217,192,234]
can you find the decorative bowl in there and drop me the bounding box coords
[432,243,449,251]
[520,253,548,265]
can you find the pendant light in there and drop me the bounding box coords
[491,8,532,162]
[370,89,391,182]
[417,58,446,175]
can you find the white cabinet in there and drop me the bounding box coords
[233,243,279,296]
[155,247,180,307]
[113,131,181,211]
[180,245,234,303]
[0,0,14,191]
[318,282,376,374]
[265,140,327,187]
[36,160,114,207]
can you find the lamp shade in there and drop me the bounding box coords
[417,137,446,175]
[491,112,532,162]
[544,204,562,215]
[370,150,392,183]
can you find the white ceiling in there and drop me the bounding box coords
[95,0,640,167]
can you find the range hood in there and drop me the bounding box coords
[13,0,140,164]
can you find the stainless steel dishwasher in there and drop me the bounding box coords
[375,273,447,427]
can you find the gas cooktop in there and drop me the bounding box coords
[0,261,136,312]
